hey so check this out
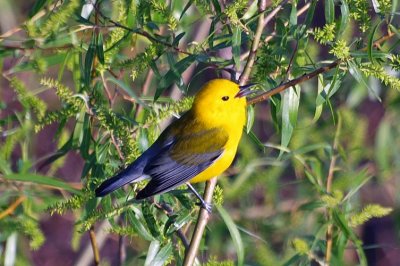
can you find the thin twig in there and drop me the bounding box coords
[154,201,190,248]
[247,30,396,105]
[89,226,101,265]
[0,196,26,220]
[93,5,191,55]
[241,0,305,61]
[183,178,217,266]
[247,60,340,105]
[325,114,341,264]
[239,0,267,85]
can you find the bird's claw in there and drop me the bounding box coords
[195,201,213,213]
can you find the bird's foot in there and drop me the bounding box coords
[195,200,213,213]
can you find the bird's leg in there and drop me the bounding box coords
[186,183,212,213]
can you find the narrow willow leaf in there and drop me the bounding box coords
[313,74,324,122]
[180,0,194,20]
[338,0,349,35]
[368,22,381,64]
[232,27,241,70]
[142,203,161,238]
[348,60,381,101]
[155,55,196,100]
[84,32,96,87]
[332,210,367,265]
[150,242,173,266]
[5,173,80,194]
[72,110,86,148]
[145,241,160,266]
[217,206,244,266]
[96,32,105,64]
[127,207,155,241]
[173,32,185,46]
[246,105,255,133]
[164,209,191,235]
[80,113,91,159]
[280,85,300,156]
[325,0,335,24]
[375,118,392,174]
[290,1,298,26]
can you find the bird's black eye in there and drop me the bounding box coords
[221,96,229,101]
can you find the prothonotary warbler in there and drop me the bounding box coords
[95,79,255,212]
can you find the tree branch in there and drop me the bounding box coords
[325,114,341,265]
[0,196,26,219]
[239,0,268,85]
[93,5,191,55]
[183,178,217,266]
[247,60,340,105]
[89,226,100,265]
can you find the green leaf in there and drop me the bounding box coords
[338,0,349,35]
[368,21,381,64]
[142,203,161,238]
[348,60,381,102]
[80,113,91,159]
[5,173,81,194]
[84,32,96,87]
[173,32,186,46]
[332,210,367,265]
[217,206,244,266]
[246,105,255,133]
[313,74,324,122]
[145,241,161,266]
[96,32,105,65]
[232,27,241,70]
[290,1,298,26]
[180,0,194,20]
[127,207,155,241]
[145,241,173,266]
[164,209,191,235]
[280,85,300,156]
[375,118,393,174]
[325,0,335,24]
[155,55,197,100]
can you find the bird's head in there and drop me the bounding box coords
[192,79,254,128]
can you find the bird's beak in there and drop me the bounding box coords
[235,83,257,98]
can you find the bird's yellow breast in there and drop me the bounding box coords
[190,106,246,183]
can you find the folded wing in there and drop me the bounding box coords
[136,127,228,199]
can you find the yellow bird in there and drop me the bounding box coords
[95,79,254,212]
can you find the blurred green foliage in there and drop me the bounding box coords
[1,0,400,265]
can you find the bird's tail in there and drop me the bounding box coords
[95,166,145,197]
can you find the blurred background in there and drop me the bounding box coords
[1,0,400,265]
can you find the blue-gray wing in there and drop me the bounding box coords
[135,127,227,199]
